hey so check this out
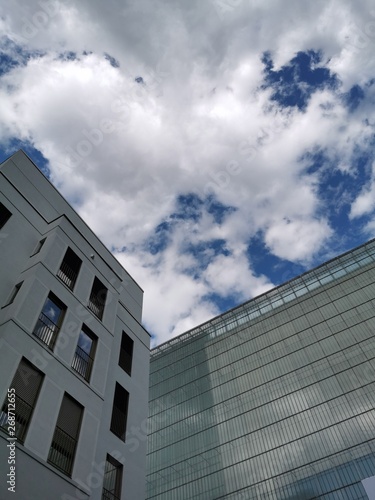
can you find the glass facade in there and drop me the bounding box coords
[147,239,375,499]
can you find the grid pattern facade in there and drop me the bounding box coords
[147,239,375,499]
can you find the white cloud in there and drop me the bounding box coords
[204,253,272,298]
[1,0,375,343]
[350,162,375,219]
[264,217,333,262]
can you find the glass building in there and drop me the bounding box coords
[146,239,375,499]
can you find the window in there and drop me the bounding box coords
[71,325,97,382]
[88,277,107,320]
[102,454,123,500]
[30,238,46,256]
[110,383,129,441]
[0,202,11,229]
[0,358,44,443]
[119,331,134,375]
[57,247,82,290]
[3,282,22,307]
[33,293,66,349]
[48,393,83,476]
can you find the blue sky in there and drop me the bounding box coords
[1,0,375,345]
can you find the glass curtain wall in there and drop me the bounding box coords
[147,239,375,499]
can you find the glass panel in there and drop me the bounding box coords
[48,394,83,476]
[0,359,43,443]
[72,327,96,381]
[0,202,12,229]
[57,248,82,290]
[33,294,65,349]
[88,277,107,320]
[102,455,122,500]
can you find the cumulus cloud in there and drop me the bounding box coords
[1,0,375,344]
[350,162,375,236]
[264,217,333,262]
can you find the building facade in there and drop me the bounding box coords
[147,239,375,499]
[0,151,150,500]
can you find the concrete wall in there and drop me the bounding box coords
[0,151,150,499]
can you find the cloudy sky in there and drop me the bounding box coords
[1,0,375,346]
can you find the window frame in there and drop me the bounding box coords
[0,202,12,230]
[30,238,46,257]
[102,454,123,500]
[87,277,108,320]
[33,292,66,349]
[71,324,97,382]
[110,383,129,441]
[57,247,82,290]
[0,358,44,443]
[2,282,23,308]
[48,392,83,476]
[118,331,134,376]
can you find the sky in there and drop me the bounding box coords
[0,0,375,347]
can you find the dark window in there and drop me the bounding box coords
[88,277,107,320]
[0,358,44,443]
[0,202,11,230]
[33,293,66,349]
[31,238,46,256]
[57,247,82,290]
[102,454,123,500]
[119,331,134,375]
[110,383,129,441]
[3,282,22,307]
[72,325,97,382]
[48,393,83,476]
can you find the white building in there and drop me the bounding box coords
[0,150,150,500]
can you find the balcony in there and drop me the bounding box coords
[48,426,77,476]
[72,345,94,381]
[0,395,32,443]
[87,296,104,319]
[33,312,60,349]
[102,489,121,500]
[88,277,107,320]
[102,455,122,500]
[57,261,78,290]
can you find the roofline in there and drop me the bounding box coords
[151,236,375,353]
[3,149,144,293]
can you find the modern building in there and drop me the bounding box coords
[0,151,150,500]
[147,239,375,499]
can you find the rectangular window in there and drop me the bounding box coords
[71,325,97,382]
[119,331,134,376]
[48,393,83,476]
[57,247,82,290]
[102,454,123,500]
[33,292,66,349]
[30,238,46,256]
[88,277,107,320]
[0,202,12,230]
[3,282,22,307]
[0,358,44,443]
[110,383,129,441]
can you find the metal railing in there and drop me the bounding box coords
[57,261,78,290]
[48,426,77,476]
[102,488,121,500]
[72,345,94,381]
[152,238,375,356]
[0,395,33,443]
[33,312,59,349]
[88,295,105,320]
